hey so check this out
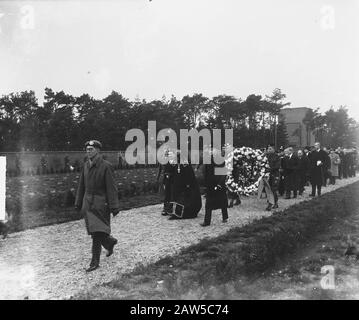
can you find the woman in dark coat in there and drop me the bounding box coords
[75,140,119,272]
[168,153,202,220]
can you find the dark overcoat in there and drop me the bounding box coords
[75,155,119,235]
[171,164,202,219]
[267,153,281,191]
[308,149,329,186]
[282,154,299,191]
[203,161,228,211]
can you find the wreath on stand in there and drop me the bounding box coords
[225,147,270,196]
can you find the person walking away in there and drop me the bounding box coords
[282,147,299,199]
[75,140,120,272]
[308,142,329,197]
[328,148,340,185]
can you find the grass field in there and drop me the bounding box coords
[5,166,205,232]
[6,167,161,232]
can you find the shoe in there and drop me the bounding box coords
[309,194,315,197]
[265,204,273,211]
[200,222,210,227]
[86,264,99,272]
[161,211,169,216]
[222,219,228,223]
[168,215,180,220]
[272,204,279,209]
[106,238,118,257]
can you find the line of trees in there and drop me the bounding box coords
[0,87,357,152]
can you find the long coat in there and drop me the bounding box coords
[267,153,281,191]
[329,153,340,177]
[171,163,202,218]
[308,149,329,185]
[75,155,119,235]
[282,154,299,191]
[203,161,228,211]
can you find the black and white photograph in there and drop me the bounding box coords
[1,0,359,304]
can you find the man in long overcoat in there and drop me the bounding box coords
[282,147,299,199]
[201,149,228,226]
[296,149,310,195]
[308,142,329,197]
[75,140,120,272]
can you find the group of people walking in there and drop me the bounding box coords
[75,139,357,272]
[263,142,358,211]
[156,148,229,226]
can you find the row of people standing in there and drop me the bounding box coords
[276,142,357,200]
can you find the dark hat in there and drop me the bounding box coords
[85,140,102,149]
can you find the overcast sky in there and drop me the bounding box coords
[0,0,358,119]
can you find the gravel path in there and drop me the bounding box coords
[1,177,358,300]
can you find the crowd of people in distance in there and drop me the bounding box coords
[262,142,358,211]
[156,142,358,226]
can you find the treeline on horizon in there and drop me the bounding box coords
[0,87,358,152]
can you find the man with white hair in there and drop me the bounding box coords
[282,147,299,199]
[308,142,329,197]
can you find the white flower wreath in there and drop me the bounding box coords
[225,147,270,196]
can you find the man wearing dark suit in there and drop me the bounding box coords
[278,146,285,196]
[296,149,309,195]
[201,148,228,226]
[282,147,299,199]
[308,142,329,197]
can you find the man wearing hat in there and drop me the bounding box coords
[75,140,120,272]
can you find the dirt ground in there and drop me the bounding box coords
[1,176,358,300]
[226,200,359,300]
